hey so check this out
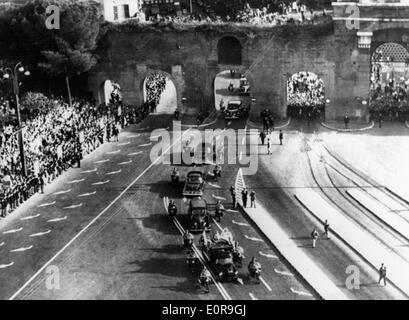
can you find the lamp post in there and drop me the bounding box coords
[0,62,30,177]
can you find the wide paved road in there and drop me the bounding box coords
[0,115,315,300]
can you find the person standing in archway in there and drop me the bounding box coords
[279,130,284,146]
[344,115,349,129]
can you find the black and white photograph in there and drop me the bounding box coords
[0,0,409,307]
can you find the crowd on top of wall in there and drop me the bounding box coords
[0,92,152,218]
[138,0,332,26]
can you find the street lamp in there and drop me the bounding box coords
[0,62,30,177]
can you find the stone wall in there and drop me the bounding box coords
[88,22,379,120]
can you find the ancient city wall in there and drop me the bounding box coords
[88,21,369,120]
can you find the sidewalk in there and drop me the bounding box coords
[295,188,409,298]
[235,170,349,300]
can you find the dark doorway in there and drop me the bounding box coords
[217,36,242,65]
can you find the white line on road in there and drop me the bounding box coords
[291,287,313,297]
[3,227,23,234]
[92,180,110,186]
[244,235,263,242]
[78,191,97,198]
[63,203,83,209]
[118,142,131,146]
[249,293,258,300]
[139,143,152,147]
[80,169,97,174]
[226,209,239,213]
[232,220,250,227]
[118,160,132,165]
[20,214,41,221]
[37,201,56,208]
[95,159,110,164]
[10,245,33,253]
[53,189,71,195]
[106,150,121,155]
[212,194,227,201]
[0,242,4,247]
[68,179,86,184]
[0,262,14,269]
[239,152,243,161]
[29,230,51,238]
[128,134,140,138]
[47,216,68,223]
[9,128,192,300]
[260,277,272,292]
[274,268,294,277]
[208,183,221,189]
[227,121,232,126]
[106,170,122,175]
[128,151,142,156]
[259,251,278,259]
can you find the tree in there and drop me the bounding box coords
[38,0,102,107]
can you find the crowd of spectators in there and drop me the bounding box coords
[0,91,152,218]
[145,72,167,112]
[287,71,325,120]
[369,66,409,122]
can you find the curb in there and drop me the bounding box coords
[320,121,374,132]
[247,118,292,130]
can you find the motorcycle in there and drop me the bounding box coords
[248,265,261,283]
[215,206,224,222]
[168,204,177,217]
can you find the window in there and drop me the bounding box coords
[123,4,130,18]
[113,5,118,20]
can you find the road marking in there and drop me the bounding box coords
[245,235,263,242]
[239,152,243,161]
[136,127,149,131]
[81,169,97,174]
[228,121,232,126]
[291,287,313,297]
[0,262,14,269]
[95,159,109,164]
[150,136,160,140]
[106,170,122,175]
[212,194,226,201]
[107,150,121,155]
[9,128,193,300]
[208,183,221,189]
[10,245,33,253]
[29,230,51,238]
[237,278,244,285]
[118,142,130,146]
[37,201,56,208]
[118,160,132,165]
[0,242,4,247]
[78,191,97,197]
[274,268,294,277]
[232,220,249,227]
[63,203,83,209]
[249,293,258,300]
[128,134,140,138]
[139,143,152,147]
[260,277,272,292]
[68,178,86,184]
[226,209,239,213]
[128,151,142,156]
[259,251,278,259]
[47,216,68,223]
[21,214,41,221]
[3,227,23,234]
[53,189,71,195]
[92,180,110,186]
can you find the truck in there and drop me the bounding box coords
[188,197,211,233]
[202,238,239,282]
